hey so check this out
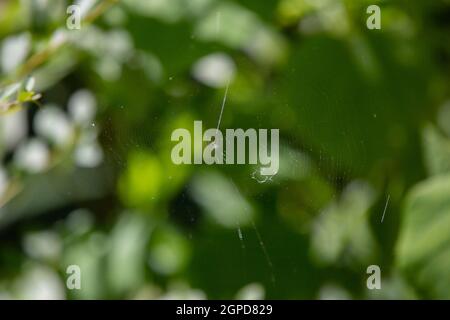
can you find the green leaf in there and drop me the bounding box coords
[190,170,254,228]
[396,174,450,298]
[118,151,163,209]
[17,90,34,102]
[148,226,190,276]
[107,213,151,295]
[310,181,377,265]
[422,124,450,176]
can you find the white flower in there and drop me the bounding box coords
[0,109,27,150]
[192,53,235,88]
[14,139,49,173]
[68,89,97,125]
[34,105,73,146]
[1,33,30,73]
[75,141,103,168]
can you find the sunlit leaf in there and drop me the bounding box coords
[396,174,450,298]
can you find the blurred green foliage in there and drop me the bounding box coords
[0,0,449,299]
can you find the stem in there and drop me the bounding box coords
[0,0,119,87]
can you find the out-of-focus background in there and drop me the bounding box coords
[0,0,449,299]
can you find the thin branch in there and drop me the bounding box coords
[1,0,119,87]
